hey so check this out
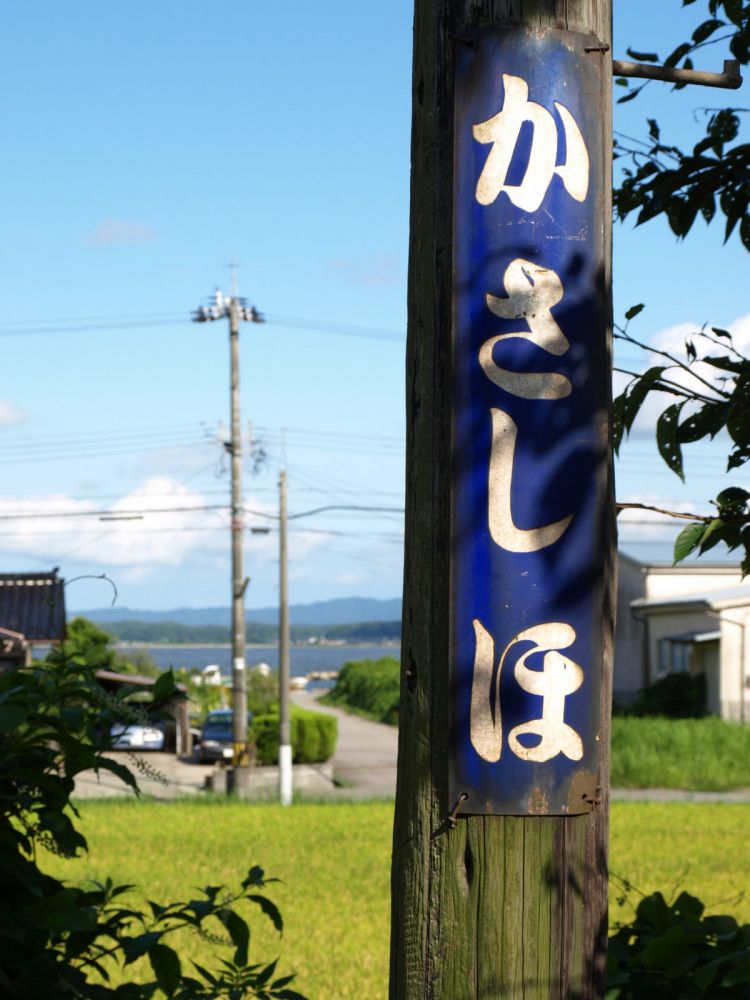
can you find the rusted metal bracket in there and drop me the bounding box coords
[613,57,742,91]
[448,792,469,828]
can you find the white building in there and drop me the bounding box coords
[615,553,750,722]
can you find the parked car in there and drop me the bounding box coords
[198,709,253,764]
[110,723,165,751]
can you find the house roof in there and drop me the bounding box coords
[0,571,66,641]
[632,585,750,614]
[619,550,742,574]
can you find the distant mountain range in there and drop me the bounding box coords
[77,596,402,628]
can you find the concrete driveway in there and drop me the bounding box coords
[73,752,216,800]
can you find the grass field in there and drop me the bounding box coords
[611,715,750,790]
[42,798,750,999]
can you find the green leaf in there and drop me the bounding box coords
[27,888,97,932]
[694,956,722,989]
[272,974,297,989]
[249,893,283,932]
[221,909,250,967]
[0,702,29,731]
[665,41,692,67]
[148,943,182,997]
[123,931,162,965]
[656,403,685,480]
[623,366,666,435]
[723,0,743,26]
[243,866,267,889]
[612,393,626,454]
[717,487,749,506]
[95,756,139,792]
[712,327,731,340]
[674,522,705,563]
[624,303,645,321]
[627,48,660,63]
[700,518,729,555]
[152,669,177,703]
[677,402,728,443]
[191,962,219,987]
[692,17,725,43]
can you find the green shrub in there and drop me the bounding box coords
[246,668,279,716]
[630,672,707,718]
[252,706,338,765]
[322,656,400,724]
[608,882,750,997]
[0,658,306,998]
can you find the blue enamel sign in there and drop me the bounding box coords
[450,30,610,816]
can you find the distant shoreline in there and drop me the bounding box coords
[114,641,400,650]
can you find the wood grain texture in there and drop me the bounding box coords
[390,1,614,997]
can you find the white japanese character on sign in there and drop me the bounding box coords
[479,258,571,401]
[486,408,573,552]
[473,74,589,212]
[470,620,583,764]
[478,258,573,552]
[507,623,584,763]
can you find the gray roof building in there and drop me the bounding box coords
[0,570,66,643]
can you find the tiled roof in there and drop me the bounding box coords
[0,572,66,641]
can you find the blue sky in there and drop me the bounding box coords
[0,2,747,612]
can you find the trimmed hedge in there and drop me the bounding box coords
[630,671,707,718]
[322,656,400,725]
[251,706,338,765]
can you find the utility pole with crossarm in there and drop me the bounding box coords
[193,283,264,771]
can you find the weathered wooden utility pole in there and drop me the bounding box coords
[391,3,614,998]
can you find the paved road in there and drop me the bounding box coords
[291,690,398,798]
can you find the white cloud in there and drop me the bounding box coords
[0,401,24,428]
[653,313,750,356]
[0,479,328,585]
[617,312,750,434]
[86,218,156,247]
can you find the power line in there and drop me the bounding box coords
[0,309,406,343]
[0,503,230,522]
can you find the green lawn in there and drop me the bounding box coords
[611,716,750,790]
[41,798,750,999]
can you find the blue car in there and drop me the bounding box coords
[198,710,253,764]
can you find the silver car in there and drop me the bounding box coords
[110,724,165,751]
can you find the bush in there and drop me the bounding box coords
[322,656,400,724]
[245,668,278,716]
[608,882,750,997]
[630,672,707,719]
[252,706,338,765]
[0,657,307,998]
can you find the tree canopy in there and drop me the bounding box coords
[614,0,750,571]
